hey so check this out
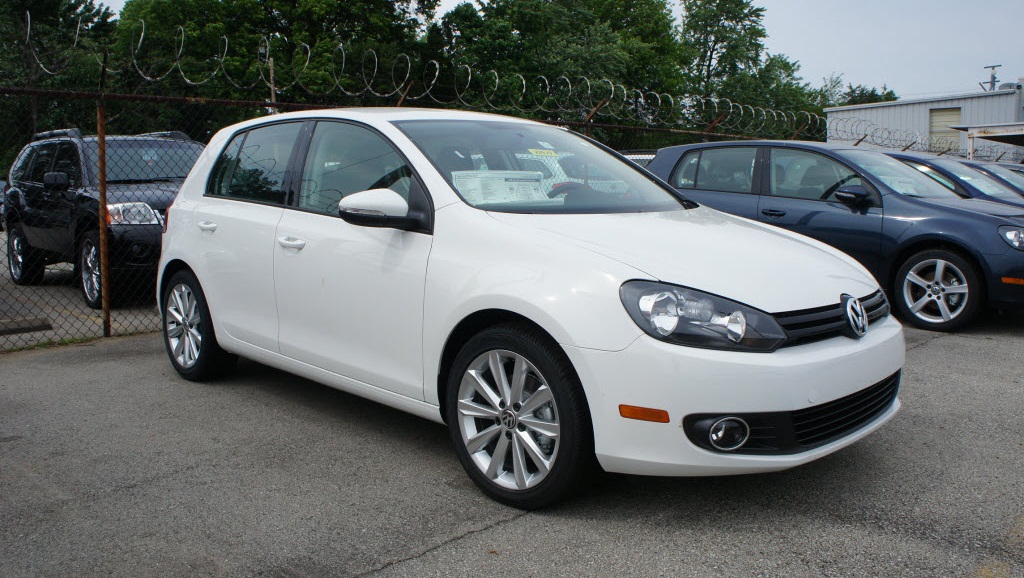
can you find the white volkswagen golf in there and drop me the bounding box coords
[158,109,905,508]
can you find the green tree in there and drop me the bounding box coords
[679,0,765,98]
[843,83,898,105]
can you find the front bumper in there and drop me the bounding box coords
[563,314,905,476]
[107,223,162,273]
[984,249,1024,309]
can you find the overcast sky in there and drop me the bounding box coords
[98,0,1022,99]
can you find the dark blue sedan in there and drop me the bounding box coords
[646,141,1024,331]
[887,151,1024,208]
[962,160,1024,199]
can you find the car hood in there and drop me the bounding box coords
[916,196,1024,222]
[87,181,182,211]
[488,207,878,313]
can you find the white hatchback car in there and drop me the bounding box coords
[159,109,905,508]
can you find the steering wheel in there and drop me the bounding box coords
[547,181,588,198]
[819,175,858,200]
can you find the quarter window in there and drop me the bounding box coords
[671,151,700,189]
[769,148,863,201]
[299,122,415,214]
[693,147,757,194]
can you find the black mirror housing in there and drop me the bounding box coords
[43,171,70,191]
[834,185,871,205]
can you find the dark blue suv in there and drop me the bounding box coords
[646,141,1024,331]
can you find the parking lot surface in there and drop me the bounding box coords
[1,315,1022,577]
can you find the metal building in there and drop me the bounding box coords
[825,80,1024,162]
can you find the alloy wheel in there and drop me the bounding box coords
[902,258,970,324]
[456,349,561,491]
[81,239,101,304]
[8,229,24,279]
[165,283,203,369]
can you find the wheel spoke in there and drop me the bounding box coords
[519,384,553,415]
[466,424,501,454]
[166,323,183,339]
[910,296,930,313]
[489,351,512,403]
[186,334,200,364]
[457,399,499,420]
[517,430,552,476]
[511,434,528,489]
[906,272,930,289]
[945,284,968,294]
[519,415,560,438]
[464,370,502,410]
[172,332,186,359]
[937,299,953,321]
[509,356,527,405]
[486,435,510,479]
[934,260,947,282]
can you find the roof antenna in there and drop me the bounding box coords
[979,65,1001,92]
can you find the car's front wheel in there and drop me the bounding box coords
[162,270,237,381]
[7,222,45,285]
[79,231,103,309]
[893,249,982,331]
[446,323,594,509]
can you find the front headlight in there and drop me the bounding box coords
[107,202,161,225]
[999,226,1024,251]
[620,280,787,352]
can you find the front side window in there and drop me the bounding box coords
[10,146,36,183]
[770,148,863,201]
[53,142,82,189]
[298,122,415,214]
[694,147,757,194]
[209,123,301,204]
[25,143,57,184]
[394,120,686,214]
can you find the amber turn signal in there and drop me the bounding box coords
[1001,277,1024,286]
[619,404,670,423]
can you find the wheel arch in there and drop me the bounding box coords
[158,259,198,312]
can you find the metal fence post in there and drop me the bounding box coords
[96,56,111,337]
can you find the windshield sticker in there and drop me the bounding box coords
[451,171,546,204]
[527,148,558,157]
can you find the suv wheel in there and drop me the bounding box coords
[7,223,45,285]
[162,270,237,381]
[446,323,594,509]
[893,249,982,331]
[79,231,104,309]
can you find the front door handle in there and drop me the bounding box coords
[197,221,218,232]
[277,236,306,250]
[761,209,787,219]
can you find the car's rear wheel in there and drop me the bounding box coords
[446,323,594,509]
[162,270,237,381]
[79,231,103,309]
[7,223,45,285]
[893,249,981,331]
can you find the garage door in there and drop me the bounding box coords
[929,107,961,149]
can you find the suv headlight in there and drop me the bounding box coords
[999,226,1024,251]
[107,202,161,225]
[620,281,787,352]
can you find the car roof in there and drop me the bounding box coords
[223,107,543,133]
[657,140,866,154]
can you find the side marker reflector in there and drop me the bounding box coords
[1001,277,1024,286]
[619,404,670,423]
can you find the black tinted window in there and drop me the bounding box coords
[26,143,57,183]
[693,147,757,194]
[53,143,82,188]
[223,123,301,204]
[10,146,35,183]
[207,133,245,197]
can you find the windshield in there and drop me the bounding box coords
[393,120,687,214]
[841,151,962,199]
[982,164,1024,193]
[84,139,205,183]
[930,158,1023,202]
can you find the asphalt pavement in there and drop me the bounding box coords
[1,314,1022,577]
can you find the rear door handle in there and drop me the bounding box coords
[760,209,786,219]
[197,221,218,232]
[277,236,306,250]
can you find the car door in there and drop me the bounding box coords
[667,146,761,219]
[756,147,884,275]
[189,121,304,351]
[274,120,433,400]
[19,142,58,251]
[47,142,82,255]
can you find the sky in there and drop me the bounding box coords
[97,0,1023,99]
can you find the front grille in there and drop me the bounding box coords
[683,371,901,455]
[775,290,889,347]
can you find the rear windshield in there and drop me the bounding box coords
[841,151,961,199]
[393,120,687,214]
[84,139,205,183]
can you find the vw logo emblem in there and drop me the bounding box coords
[841,294,868,338]
[499,409,518,430]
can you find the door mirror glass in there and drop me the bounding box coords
[43,171,70,191]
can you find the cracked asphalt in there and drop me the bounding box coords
[1,312,1022,577]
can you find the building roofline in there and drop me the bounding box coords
[824,85,1021,113]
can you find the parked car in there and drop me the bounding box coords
[159,109,904,508]
[646,141,1024,331]
[962,160,1024,199]
[887,151,1024,208]
[3,129,204,307]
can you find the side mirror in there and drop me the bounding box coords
[43,171,70,191]
[338,188,426,232]
[834,185,872,205]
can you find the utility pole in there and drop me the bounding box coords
[979,64,1001,92]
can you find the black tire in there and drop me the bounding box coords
[446,323,595,509]
[7,222,45,285]
[161,269,237,381]
[78,230,104,309]
[892,249,982,331]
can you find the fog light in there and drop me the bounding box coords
[708,417,749,451]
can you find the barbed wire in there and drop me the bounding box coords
[827,116,1024,163]
[20,12,826,139]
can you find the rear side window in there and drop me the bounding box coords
[25,143,58,184]
[769,148,863,201]
[10,146,35,183]
[207,122,302,204]
[682,147,758,194]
